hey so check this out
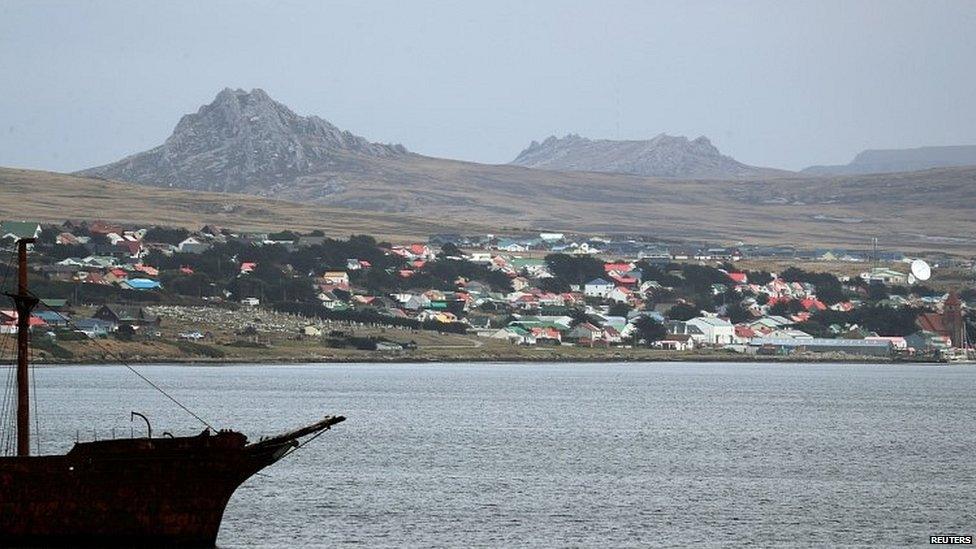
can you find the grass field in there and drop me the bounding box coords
[173,151,974,254]
[3,162,975,255]
[0,167,486,241]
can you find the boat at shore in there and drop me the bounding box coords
[0,237,345,547]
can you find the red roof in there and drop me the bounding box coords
[134,264,159,276]
[576,322,601,334]
[916,312,947,335]
[608,272,638,285]
[88,221,122,235]
[604,263,632,273]
[531,327,561,339]
[57,232,79,245]
[734,325,757,338]
[728,272,748,284]
[116,240,142,255]
[800,298,826,311]
[0,310,46,327]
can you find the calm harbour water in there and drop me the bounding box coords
[19,362,976,547]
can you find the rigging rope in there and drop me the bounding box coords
[0,252,23,454]
[30,331,40,454]
[0,249,13,296]
[279,423,332,461]
[0,316,15,456]
[0,242,217,442]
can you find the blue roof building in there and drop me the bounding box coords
[123,278,161,290]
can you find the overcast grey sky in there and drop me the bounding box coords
[2,0,975,172]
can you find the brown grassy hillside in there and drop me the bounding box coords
[244,154,976,254]
[0,167,493,241]
[4,163,975,254]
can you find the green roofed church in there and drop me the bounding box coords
[0,221,42,240]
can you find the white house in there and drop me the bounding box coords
[607,286,633,303]
[686,316,735,345]
[584,278,615,298]
[860,267,907,285]
[654,334,694,351]
[322,271,350,285]
[865,336,908,350]
[497,241,528,252]
[178,237,211,254]
[393,293,430,311]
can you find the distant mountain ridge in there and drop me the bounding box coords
[803,145,976,175]
[77,88,408,192]
[510,133,790,179]
[63,88,976,254]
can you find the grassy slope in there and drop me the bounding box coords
[5,159,976,254]
[0,167,486,241]
[234,153,976,254]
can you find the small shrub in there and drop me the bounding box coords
[169,340,226,358]
[32,337,74,359]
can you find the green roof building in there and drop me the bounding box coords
[0,221,42,240]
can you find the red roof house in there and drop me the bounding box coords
[800,298,827,311]
[727,272,748,284]
[604,262,633,273]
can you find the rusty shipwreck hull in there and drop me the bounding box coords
[0,417,344,547]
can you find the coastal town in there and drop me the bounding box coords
[1,219,972,363]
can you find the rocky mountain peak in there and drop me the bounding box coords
[77,88,408,193]
[510,133,786,179]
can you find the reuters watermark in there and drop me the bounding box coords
[930,535,973,545]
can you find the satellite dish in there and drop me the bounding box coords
[908,274,917,285]
[910,259,931,282]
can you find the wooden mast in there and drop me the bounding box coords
[14,238,38,457]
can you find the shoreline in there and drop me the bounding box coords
[17,352,926,366]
